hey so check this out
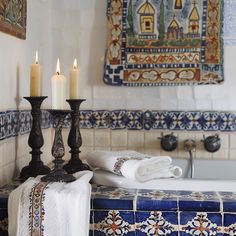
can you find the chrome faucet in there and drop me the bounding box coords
[184,139,196,179]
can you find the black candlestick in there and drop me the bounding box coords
[41,110,76,183]
[20,97,51,181]
[63,99,90,174]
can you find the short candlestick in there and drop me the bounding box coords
[41,110,76,183]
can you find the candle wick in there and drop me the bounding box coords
[57,72,60,75]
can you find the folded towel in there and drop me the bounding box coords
[86,150,182,182]
[8,171,93,236]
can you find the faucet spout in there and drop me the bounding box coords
[184,139,196,179]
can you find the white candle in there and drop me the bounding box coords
[69,58,80,99]
[51,59,66,109]
[30,51,42,96]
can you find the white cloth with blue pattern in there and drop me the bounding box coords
[8,171,93,236]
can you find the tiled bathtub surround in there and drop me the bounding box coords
[1,183,236,235]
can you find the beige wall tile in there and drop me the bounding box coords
[111,131,127,147]
[127,131,144,148]
[94,130,111,147]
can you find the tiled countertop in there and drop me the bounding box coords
[1,182,236,235]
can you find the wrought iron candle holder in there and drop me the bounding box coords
[20,96,50,181]
[41,110,76,183]
[63,99,90,174]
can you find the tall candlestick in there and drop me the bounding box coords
[69,59,80,99]
[30,51,42,96]
[51,59,66,109]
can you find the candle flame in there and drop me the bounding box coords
[73,58,78,69]
[56,58,60,75]
[35,51,39,64]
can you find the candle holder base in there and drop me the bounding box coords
[41,169,75,183]
[20,163,51,181]
[63,159,90,174]
[41,110,75,183]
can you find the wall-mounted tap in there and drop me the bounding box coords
[158,132,178,152]
[184,139,196,179]
[201,134,221,153]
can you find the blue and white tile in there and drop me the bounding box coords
[180,212,222,235]
[93,110,110,129]
[79,110,95,129]
[92,186,136,210]
[0,210,8,236]
[137,190,178,211]
[126,111,143,130]
[223,213,236,235]
[93,210,135,236]
[219,112,236,132]
[41,110,52,129]
[0,112,5,140]
[219,192,236,212]
[178,191,220,212]
[136,211,178,236]
[19,110,32,134]
[202,112,221,131]
[110,110,127,130]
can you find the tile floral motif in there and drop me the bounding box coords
[136,211,178,236]
[0,112,6,140]
[180,212,222,235]
[94,210,135,235]
[224,213,236,235]
[110,110,127,130]
[93,110,110,129]
[126,111,143,130]
[19,110,32,134]
[79,110,95,129]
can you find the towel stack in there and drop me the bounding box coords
[86,150,182,182]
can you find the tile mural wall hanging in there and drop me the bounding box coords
[0,0,27,39]
[104,0,224,86]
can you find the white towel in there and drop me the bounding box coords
[86,150,182,182]
[8,171,93,236]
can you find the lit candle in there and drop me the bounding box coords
[30,51,42,96]
[69,58,80,99]
[51,59,66,109]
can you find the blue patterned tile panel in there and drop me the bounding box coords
[178,191,221,212]
[79,110,95,129]
[92,186,136,210]
[41,110,52,129]
[137,190,178,211]
[110,110,127,130]
[0,210,8,236]
[126,111,143,130]
[219,192,236,212]
[93,110,110,129]
[223,213,236,236]
[93,210,135,235]
[136,211,178,236]
[0,112,6,140]
[180,212,222,235]
[19,110,32,134]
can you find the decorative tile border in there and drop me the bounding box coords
[0,110,235,141]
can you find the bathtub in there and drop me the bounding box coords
[92,159,236,192]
